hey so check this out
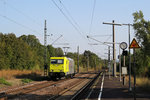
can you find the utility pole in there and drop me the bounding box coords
[103,20,122,77]
[122,23,132,91]
[44,20,48,76]
[77,46,79,73]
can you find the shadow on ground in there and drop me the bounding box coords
[15,72,47,81]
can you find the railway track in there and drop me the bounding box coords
[0,72,100,100]
[71,72,101,100]
[0,79,67,100]
[48,72,101,100]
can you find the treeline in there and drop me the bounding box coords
[0,33,102,70]
[66,50,103,69]
[0,33,64,70]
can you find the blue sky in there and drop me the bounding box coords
[0,0,149,59]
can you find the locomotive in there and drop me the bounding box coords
[49,57,75,80]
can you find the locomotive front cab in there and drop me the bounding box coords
[49,57,69,78]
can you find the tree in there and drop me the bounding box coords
[47,45,55,57]
[0,33,103,72]
[133,10,150,77]
[55,47,64,57]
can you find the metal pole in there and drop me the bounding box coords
[123,56,125,66]
[44,20,47,76]
[86,56,89,72]
[128,24,132,91]
[119,47,122,81]
[108,46,111,79]
[123,55,126,85]
[77,46,79,73]
[95,58,96,71]
[133,48,136,100]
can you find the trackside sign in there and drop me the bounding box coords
[129,38,140,49]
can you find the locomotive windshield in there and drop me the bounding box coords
[51,59,64,64]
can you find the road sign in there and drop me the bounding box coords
[129,38,140,49]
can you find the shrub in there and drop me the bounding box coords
[0,78,12,86]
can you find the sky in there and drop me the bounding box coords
[0,0,149,59]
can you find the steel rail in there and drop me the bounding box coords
[0,79,68,100]
[71,72,101,100]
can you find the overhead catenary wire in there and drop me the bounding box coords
[0,14,41,34]
[89,0,96,34]
[0,0,43,28]
[57,0,96,51]
[58,0,84,35]
[105,35,112,42]
[88,34,112,37]
[51,0,101,55]
[87,0,105,54]
[51,35,63,45]
[51,0,87,40]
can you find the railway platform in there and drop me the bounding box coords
[101,74,150,100]
[101,75,133,100]
[81,73,150,100]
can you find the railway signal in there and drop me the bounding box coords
[120,42,128,85]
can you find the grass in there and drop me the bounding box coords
[21,78,33,83]
[125,75,150,92]
[136,77,150,92]
[0,69,42,80]
[0,78,12,86]
[78,66,102,73]
[0,70,42,87]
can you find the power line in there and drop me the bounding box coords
[0,14,41,34]
[88,34,112,37]
[0,0,43,27]
[51,0,87,40]
[58,0,84,35]
[105,35,112,42]
[87,0,98,53]
[51,35,63,45]
[58,0,96,51]
[58,0,95,50]
[89,0,96,34]
[51,0,98,53]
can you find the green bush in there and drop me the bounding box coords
[21,78,32,83]
[0,78,12,86]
